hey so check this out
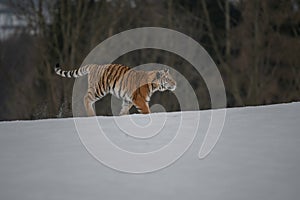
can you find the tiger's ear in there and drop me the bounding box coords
[164,68,169,74]
[156,70,163,79]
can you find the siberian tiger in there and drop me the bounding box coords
[54,63,176,116]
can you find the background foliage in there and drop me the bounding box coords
[0,0,299,120]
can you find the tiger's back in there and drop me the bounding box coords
[87,64,131,100]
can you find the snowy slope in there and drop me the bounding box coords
[0,102,300,200]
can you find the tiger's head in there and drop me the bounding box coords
[156,69,176,92]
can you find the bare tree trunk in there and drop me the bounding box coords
[225,0,231,61]
[201,0,244,106]
[246,0,260,105]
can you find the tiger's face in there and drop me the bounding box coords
[156,69,176,92]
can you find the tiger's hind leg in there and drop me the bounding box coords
[84,93,97,117]
[119,101,133,115]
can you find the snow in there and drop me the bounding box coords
[0,102,300,200]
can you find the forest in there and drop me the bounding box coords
[0,0,299,120]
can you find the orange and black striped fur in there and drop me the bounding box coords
[54,64,176,116]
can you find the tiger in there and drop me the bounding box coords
[54,63,176,116]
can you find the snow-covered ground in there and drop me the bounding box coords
[0,102,300,200]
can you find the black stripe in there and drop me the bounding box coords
[97,67,105,93]
[107,65,115,81]
[146,83,150,93]
[105,65,115,90]
[79,65,87,76]
[74,69,79,77]
[151,77,157,83]
[78,68,83,76]
[110,65,121,86]
[151,83,155,91]
[98,82,104,96]
[112,66,124,91]
[135,73,144,95]
[87,91,94,100]
[102,68,109,90]
[123,70,135,98]
[118,69,131,97]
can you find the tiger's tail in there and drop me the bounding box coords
[54,63,91,78]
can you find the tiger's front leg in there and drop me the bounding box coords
[133,98,150,114]
[119,101,133,115]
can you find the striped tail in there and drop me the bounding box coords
[54,63,90,78]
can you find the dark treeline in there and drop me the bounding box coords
[0,0,299,120]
